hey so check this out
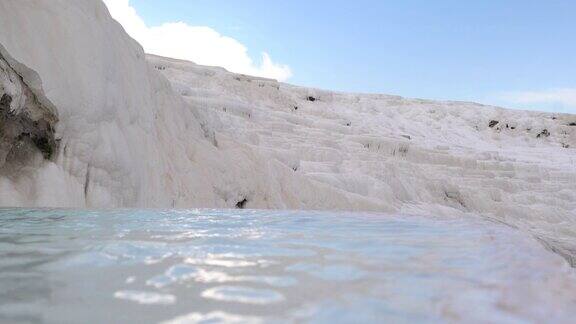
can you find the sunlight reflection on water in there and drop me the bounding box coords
[0,208,575,323]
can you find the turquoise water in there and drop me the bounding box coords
[0,209,575,323]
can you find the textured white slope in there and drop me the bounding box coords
[0,1,575,261]
[0,0,381,211]
[0,0,209,207]
[147,54,576,263]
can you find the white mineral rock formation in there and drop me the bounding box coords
[0,0,575,262]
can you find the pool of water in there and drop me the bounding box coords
[0,209,575,323]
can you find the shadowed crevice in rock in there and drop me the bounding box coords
[0,50,58,170]
[236,198,248,209]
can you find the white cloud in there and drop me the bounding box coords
[103,0,292,81]
[499,88,576,113]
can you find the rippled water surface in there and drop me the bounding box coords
[0,209,575,323]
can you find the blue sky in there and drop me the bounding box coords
[116,0,576,113]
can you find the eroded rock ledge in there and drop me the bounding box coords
[0,53,58,170]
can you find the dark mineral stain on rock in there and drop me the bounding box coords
[537,129,551,138]
[0,93,12,109]
[1,55,59,167]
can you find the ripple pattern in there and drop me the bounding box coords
[0,208,575,323]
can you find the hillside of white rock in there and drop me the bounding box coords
[0,1,575,262]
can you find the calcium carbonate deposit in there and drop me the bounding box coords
[0,0,575,264]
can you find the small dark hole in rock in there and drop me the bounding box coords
[307,96,317,102]
[32,136,54,159]
[568,122,576,126]
[536,129,550,138]
[236,198,248,209]
[488,120,499,128]
[0,94,12,110]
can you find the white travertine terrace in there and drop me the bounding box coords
[0,0,574,263]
